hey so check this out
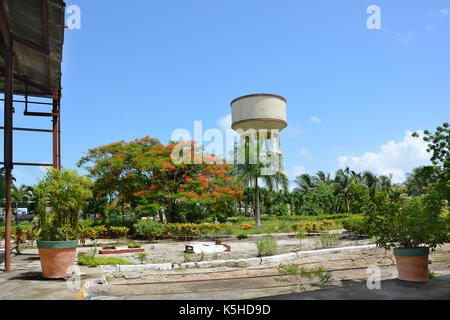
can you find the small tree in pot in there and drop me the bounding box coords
[363,192,448,281]
[34,168,92,279]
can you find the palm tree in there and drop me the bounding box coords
[294,174,316,193]
[234,136,286,227]
[11,185,33,223]
[315,170,331,185]
[362,171,378,199]
[237,163,269,227]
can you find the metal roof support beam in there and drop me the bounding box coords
[0,0,10,49]
[11,33,50,56]
[0,67,53,95]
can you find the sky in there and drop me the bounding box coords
[2,0,450,188]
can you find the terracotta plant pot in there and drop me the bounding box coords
[393,247,429,282]
[37,240,78,279]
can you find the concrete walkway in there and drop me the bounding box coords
[0,251,101,300]
[256,275,450,300]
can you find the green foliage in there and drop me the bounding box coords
[109,226,129,239]
[134,252,148,264]
[134,219,164,241]
[256,237,278,256]
[363,193,449,250]
[272,203,289,216]
[296,228,306,249]
[78,255,131,267]
[127,241,142,248]
[35,168,93,241]
[298,182,336,215]
[277,264,333,292]
[319,232,339,248]
[236,230,248,239]
[342,216,370,236]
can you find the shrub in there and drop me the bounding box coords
[342,216,370,236]
[227,216,246,223]
[127,241,142,248]
[134,252,148,264]
[239,223,253,230]
[296,229,306,249]
[364,193,449,250]
[78,255,131,267]
[291,223,304,232]
[35,168,92,241]
[256,237,278,257]
[134,219,164,241]
[109,226,129,239]
[92,225,108,238]
[236,231,248,239]
[277,264,333,292]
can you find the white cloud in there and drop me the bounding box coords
[299,147,313,158]
[440,8,449,15]
[337,130,430,183]
[292,166,305,177]
[216,114,231,131]
[395,31,416,46]
[310,116,321,124]
[285,125,302,137]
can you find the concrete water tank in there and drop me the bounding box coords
[230,93,287,175]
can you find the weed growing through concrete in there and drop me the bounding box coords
[276,263,333,293]
[256,237,278,257]
[135,252,148,264]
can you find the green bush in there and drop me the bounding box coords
[227,216,246,223]
[127,241,142,248]
[78,255,131,267]
[342,216,370,236]
[134,219,164,241]
[35,168,93,241]
[236,231,248,239]
[109,226,129,239]
[256,237,278,257]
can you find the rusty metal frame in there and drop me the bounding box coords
[1,0,62,273]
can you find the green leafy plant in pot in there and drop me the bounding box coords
[34,168,92,279]
[353,187,448,282]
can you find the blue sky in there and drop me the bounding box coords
[3,0,450,188]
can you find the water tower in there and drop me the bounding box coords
[230,93,287,175]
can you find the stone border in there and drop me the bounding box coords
[101,244,376,274]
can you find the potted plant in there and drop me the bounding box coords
[34,168,92,279]
[359,191,448,282]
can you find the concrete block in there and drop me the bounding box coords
[260,252,297,264]
[223,259,238,267]
[180,262,196,269]
[101,265,119,273]
[196,260,227,268]
[236,257,261,267]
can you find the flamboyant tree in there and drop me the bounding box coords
[77,136,243,222]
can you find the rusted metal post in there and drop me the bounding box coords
[3,46,13,272]
[52,89,59,169]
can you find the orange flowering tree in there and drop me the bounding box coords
[77,136,243,222]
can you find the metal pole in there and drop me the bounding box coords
[52,89,58,169]
[3,45,13,273]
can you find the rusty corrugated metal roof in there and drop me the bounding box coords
[0,0,66,98]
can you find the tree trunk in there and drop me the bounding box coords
[255,177,261,227]
[166,201,173,223]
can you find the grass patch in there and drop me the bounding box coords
[78,255,132,267]
[127,241,142,248]
[256,237,278,256]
